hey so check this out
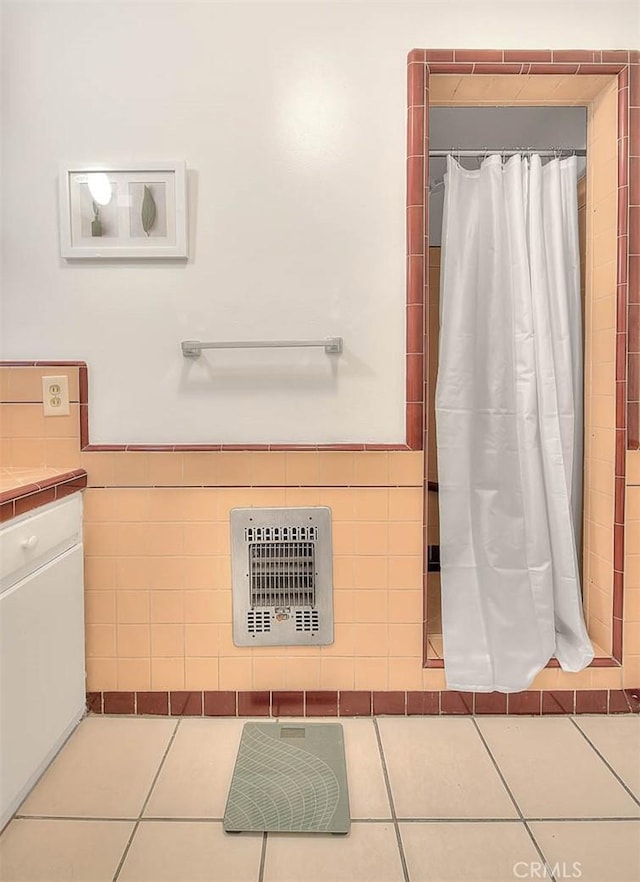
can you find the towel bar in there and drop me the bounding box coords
[181,337,343,357]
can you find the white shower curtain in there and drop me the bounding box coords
[436,154,594,693]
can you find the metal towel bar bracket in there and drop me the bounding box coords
[181,337,343,358]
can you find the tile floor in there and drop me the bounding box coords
[0,714,638,881]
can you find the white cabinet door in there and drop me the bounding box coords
[0,544,85,828]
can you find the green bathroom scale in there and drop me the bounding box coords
[223,722,351,834]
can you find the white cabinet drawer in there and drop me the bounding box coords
[0,494,83,591]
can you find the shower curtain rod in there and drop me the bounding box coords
[429,148,587,157]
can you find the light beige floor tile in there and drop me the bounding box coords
[477,717,640,819]
[144,719,248,819]
[377,717,517,819]
[117,821,262,882]
[270,717,391,819]
[400,821,541,882]
[19,717,177,819]
[263,821,404,882]
[573,716,640,798]
[530,820,640,882]
[337,718,391,819]
[0,818,133,882]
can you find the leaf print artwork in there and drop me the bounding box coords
[141,185,157,236]
[91,200,102,237]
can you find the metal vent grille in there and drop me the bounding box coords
[231,507,333,647]
[247,610,271,634]
[246,525,318,543]
[250,541,315,608]
[296,609,319,633]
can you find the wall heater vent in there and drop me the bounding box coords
[231,507,333,647]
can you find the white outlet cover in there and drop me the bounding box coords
[42,375,70,416]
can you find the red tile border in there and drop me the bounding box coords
[103,692,135,715]
[204,691,236,716]
[305,691,338,717]
[137,691,169,715]
[272,691,304,716]
[507,692,542,715]
[474,692,508,714]
[551,50,596,63]
[169,691,203,716]
[441,691,474,714]
[372,691,406,715]
[86,692,103,714]
[338,691,372,716]
[503,50,551,63]
[238,691,270,717]
[407,691,440,714]
[85,689,640,716]
[0,469,87,517]
[542,691,575,715]
[575,690,608,714]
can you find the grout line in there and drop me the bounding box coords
[111,718,181,882]
[569,717,640,808]
[372,718,410,882]
[13,813,640,824]
[257,831,268,882]
[471,718,557,882]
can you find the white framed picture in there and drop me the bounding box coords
[59,161,188,258]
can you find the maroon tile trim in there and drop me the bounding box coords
[14,487,56,516]
[0,469,87,518]
[407,691,440,714]
[103,692,135,715]
[609,689,640,713]
[84,689,640,716]
[338,691,372,716]
[441,691,474,714]
[575,690,608,714]
[169,691,203,716]
[507,692,542,715]
[542,691,575,715]
[0,501,16,523]
[204,691,236,716]
[238,691,270,717]
[552,50,597,63]
[272,691,304,716]
[86,692,103,714]
[373,691,406,715]
[474,692,508,714]
[305,691,338,716]
[503,50,552,62]
[137,691,169,715]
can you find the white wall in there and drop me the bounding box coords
[1,1,638,444]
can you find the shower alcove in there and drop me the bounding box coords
[408,63,633,677]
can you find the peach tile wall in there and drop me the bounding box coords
[81,455,431,693]
[624,451,640,687]
[583,78,619,655]
[0,366,81,469]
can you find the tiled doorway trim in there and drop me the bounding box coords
[85,687,640,716]
[409,49,640,669]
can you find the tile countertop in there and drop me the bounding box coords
[0,467,88,522]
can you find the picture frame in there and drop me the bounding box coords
[59,161,188,258]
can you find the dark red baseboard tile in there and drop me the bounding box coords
[169,691,202,716]
[305,691,338,716]
[86,688,640,717]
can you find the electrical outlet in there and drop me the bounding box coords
[42,375,70,416]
